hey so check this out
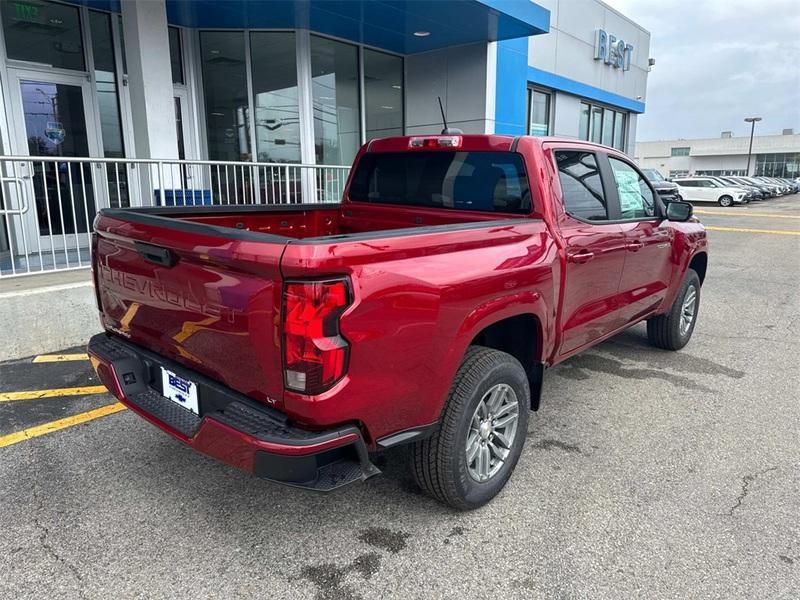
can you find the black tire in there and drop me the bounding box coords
[647,269,701,350]
[410,346,530,510]
[718,195,734,207]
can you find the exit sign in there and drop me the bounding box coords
[13,2,41,23]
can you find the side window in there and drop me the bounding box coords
[608,157,656,219]
[555,150,608,221]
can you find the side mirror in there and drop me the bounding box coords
[665,200,693,222]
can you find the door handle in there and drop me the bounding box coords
[567,250,595,264]
[626,241,644,252]
[135,242,178,267]
[0,177,29,215]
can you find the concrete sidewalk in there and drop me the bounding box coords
[0,270,97,361]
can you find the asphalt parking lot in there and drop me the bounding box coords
[1,195,798,599]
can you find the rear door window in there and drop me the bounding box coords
[348,151,531,214]
[554,150,608,221]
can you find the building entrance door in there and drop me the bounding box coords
[7,69,101,268]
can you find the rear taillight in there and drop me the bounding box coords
[282,279,351,394]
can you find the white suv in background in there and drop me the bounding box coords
[671,177,749,207]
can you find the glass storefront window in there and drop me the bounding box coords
[589,105,603,143]
[169,27,184,84]
[579,103,590,140]
[200,31,250,161]
[578,102,626,151]
[250,31,300,163]
[528,89,550,136]
[756,153,800,178]
[89,11,123,158]
[364,49,403,141]
[117,15,126,74]
[1,0,85,70]
[310,35,360,165]
[89,10,127,207]
[612,111,625,150]
[601,108,614,146]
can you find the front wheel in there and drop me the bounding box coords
[410,346,530,510]
[647,269,701,350]
[718,195,734,207]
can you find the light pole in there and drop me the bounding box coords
[744,117,762,176]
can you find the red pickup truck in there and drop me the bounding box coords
[88,135,707,509]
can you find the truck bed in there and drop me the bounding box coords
[92,201,539,425]
[106,202,523,242]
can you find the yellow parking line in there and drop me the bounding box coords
[695,209,800,220]
[32,353,89,363]
[705,225,800,236]
[0,403,126,448]
[0,385,109,402]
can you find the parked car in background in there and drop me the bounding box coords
[728,177,776,198]
[712,177,763,201]
[764,177,799,194]
[672,176,749,207]
[751,177,785,196]
[642,168,682,202]
[755,177,791,195]
[704,177,756,203]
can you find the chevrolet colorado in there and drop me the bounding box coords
[88,135,708,510]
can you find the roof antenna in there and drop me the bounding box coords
[438,96,463,135]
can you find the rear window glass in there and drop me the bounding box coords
[348,151,531,214]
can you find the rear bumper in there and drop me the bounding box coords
[88,333,379,491]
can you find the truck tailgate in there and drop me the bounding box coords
[93,211,288,407]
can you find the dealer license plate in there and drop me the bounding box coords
[160,368,199,415]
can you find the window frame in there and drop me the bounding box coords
[194,27,405,165]
[0,0,88,73]
[347,150,534,216]
[552,148,611,223]
[578,100,628,151]
[606,154,658,221]
[526,85,552,137]
[548,143,663,225]
[168,26,184,85]
[363,47,405,142]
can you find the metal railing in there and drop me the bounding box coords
[0,156,350,278]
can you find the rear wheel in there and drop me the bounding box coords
[410,346,529,510]
[647,269,701,350]
[718,195,734,207]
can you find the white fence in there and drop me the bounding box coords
[0,156,350,277]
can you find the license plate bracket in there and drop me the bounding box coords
[160,368,199,415]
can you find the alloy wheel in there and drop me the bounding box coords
[680,285,697,336]
[465,383,520,482]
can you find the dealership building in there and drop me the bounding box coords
[0,0,651,283]
[635,130,800,179]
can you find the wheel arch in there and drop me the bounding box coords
[468,313,545,411]
[689,251,708,286]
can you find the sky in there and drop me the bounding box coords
[603,0,800,142]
